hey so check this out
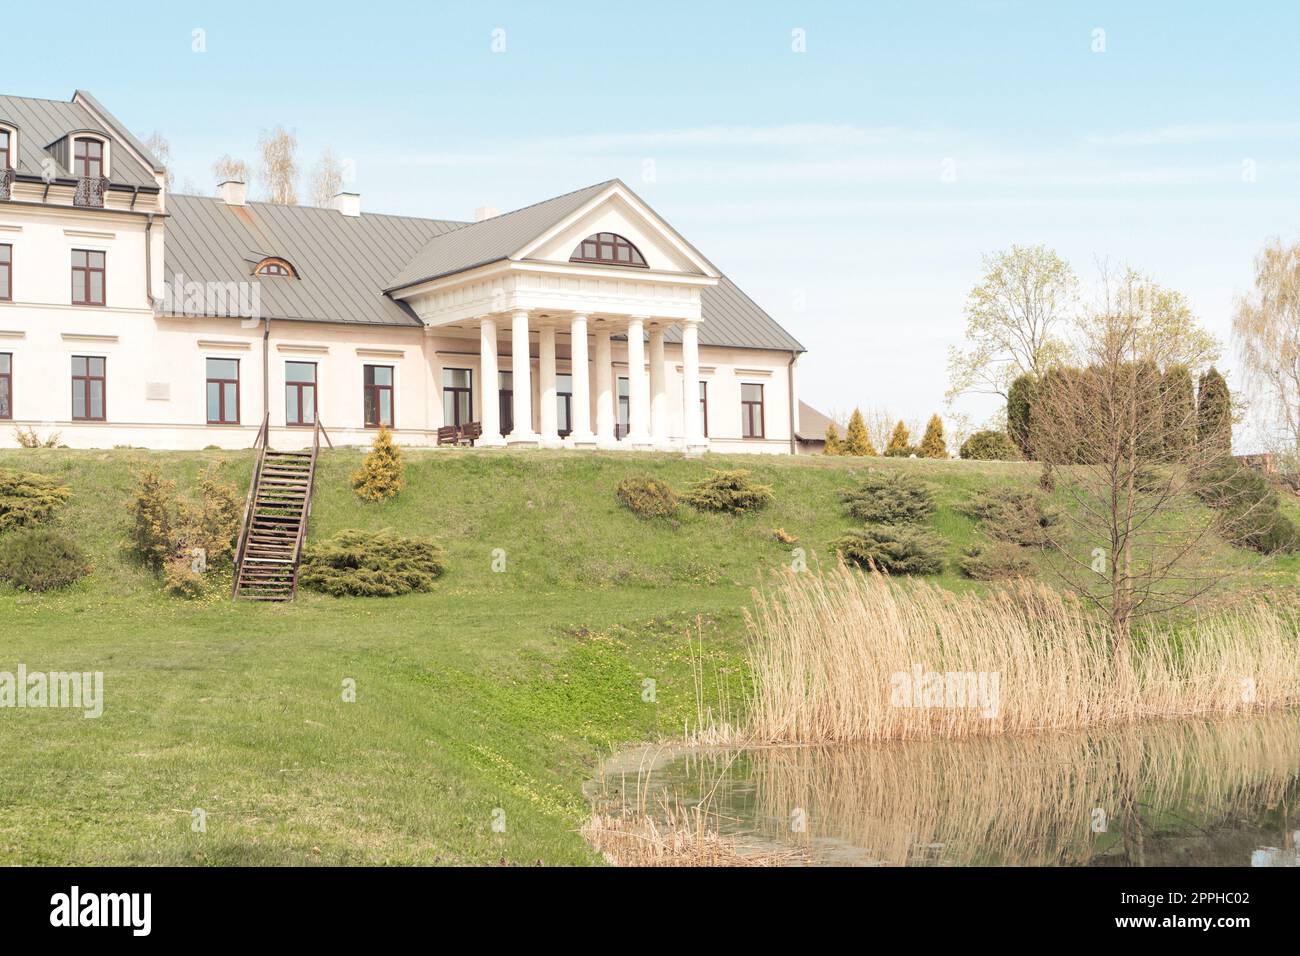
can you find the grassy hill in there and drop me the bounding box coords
[1,446,1295,865]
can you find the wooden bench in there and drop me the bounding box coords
[437,422,484,447]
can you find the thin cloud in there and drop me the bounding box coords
[1083,123,1300,147]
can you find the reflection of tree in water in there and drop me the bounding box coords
[610,714,1300,866]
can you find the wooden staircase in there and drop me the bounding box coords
[232,415,330,602]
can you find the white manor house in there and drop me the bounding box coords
[0,90,808,453]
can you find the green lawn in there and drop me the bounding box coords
[1,446,1295,864]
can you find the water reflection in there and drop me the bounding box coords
[588,713,1300,866]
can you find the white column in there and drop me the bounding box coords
[507,309,538,444]
[682,318,705,449]
[648,324,668,446]
[625,316,650,446]
[594,324,615,447]
[478,316,504,446]
[424,326,442,446]
[538,323,559,445]
[569,314,595,445]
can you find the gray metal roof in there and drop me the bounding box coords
[164,194,464,326]
[164,187,804,352]
[384,179,619,291]
[0,93,158,187]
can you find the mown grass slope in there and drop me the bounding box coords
[0,446,1294,865]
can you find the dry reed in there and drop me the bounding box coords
[744,563,1300,743]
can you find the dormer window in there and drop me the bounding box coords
[255,257,297,278]
[74,137,104,179]
[570,232,648,268]
[0,129,11,170]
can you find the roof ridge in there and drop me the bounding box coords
[170,192,471,227]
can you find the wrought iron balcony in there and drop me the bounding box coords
[0,168,13,201]
[74,176,109,208]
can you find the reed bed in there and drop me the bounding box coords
[581,807,804,867]
[744,563,1300,743]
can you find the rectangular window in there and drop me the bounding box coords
[498,370,513,436]
[0,244,10,301]
[0,130,10,171]
[71,249,105,306]
[616,376,630,439]
[741,383,765,439]
[206,358,240,425]
[700,381,709,438]
[74,138,103,178]
[0,353,10,420]
[364,365,394,428]
[285,361,317,426]
[556,373,573,437]
[443,367,472,428]
[71,355,105,421]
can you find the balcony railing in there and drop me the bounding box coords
[0,168,13,201]
[74,176,109,208]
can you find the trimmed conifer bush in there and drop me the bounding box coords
[823,422,844,456]
[0,528,92,591]
[300,529,446,597]
[918,414,948,459]
[844,409,875,456]
[840,470,936,524]
[352,426,406,502]
[833,526,945,575]
[961,488,1060,547]
[1006,374,1036,458]
[0,468,73,533]
[1197,367,1232,452]
[884,421,913,457]
[959,430,1020,461]
[683,469,773,514]
[958,542,1034,581]
[616,475,679,519]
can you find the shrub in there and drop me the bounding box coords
[352,426,406,502]
[299,529,446,597]
[918,414,947,459]
[683,469,773,514]
[961,488,1060,547]
[844,409,875,457]
[1199,463,1299,554]
[959,542,1034,581]
[832,526,946,575]
[0,528,91,591]
[959,430,1020,461]
[884,421,914,457]
[0,468,73,533]
[616,475,679,519]
[1160,365,1196,456]
[12,426,62,449]
[840,470,936,524]
[175,473,242,565]
[126,467,177,567]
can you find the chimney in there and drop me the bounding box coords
[333,191,361,217]
[474,205,500,222]
[217,179,247,206]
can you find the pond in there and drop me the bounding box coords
[585,713,1300,866]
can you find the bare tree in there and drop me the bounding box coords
[140,131,173,190]
[1032,268,1238,654]
[948,244,1077,403]
[309,148,345,208]
[1234,238,1300,455]
[257,126,299,205]
[212,154,250,186]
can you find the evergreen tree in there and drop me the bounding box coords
[884,420,912,457]
[823,422,844,456]
[1197,367,1232,452]
[844,408,876,456]
[351,426,407,501]
[918,414,948,458]
[1006,373,1036,458]
[1160,364,1196,456]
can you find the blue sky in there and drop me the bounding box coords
[6,1,1300,446]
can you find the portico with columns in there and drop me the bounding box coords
[388,180,719,452]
